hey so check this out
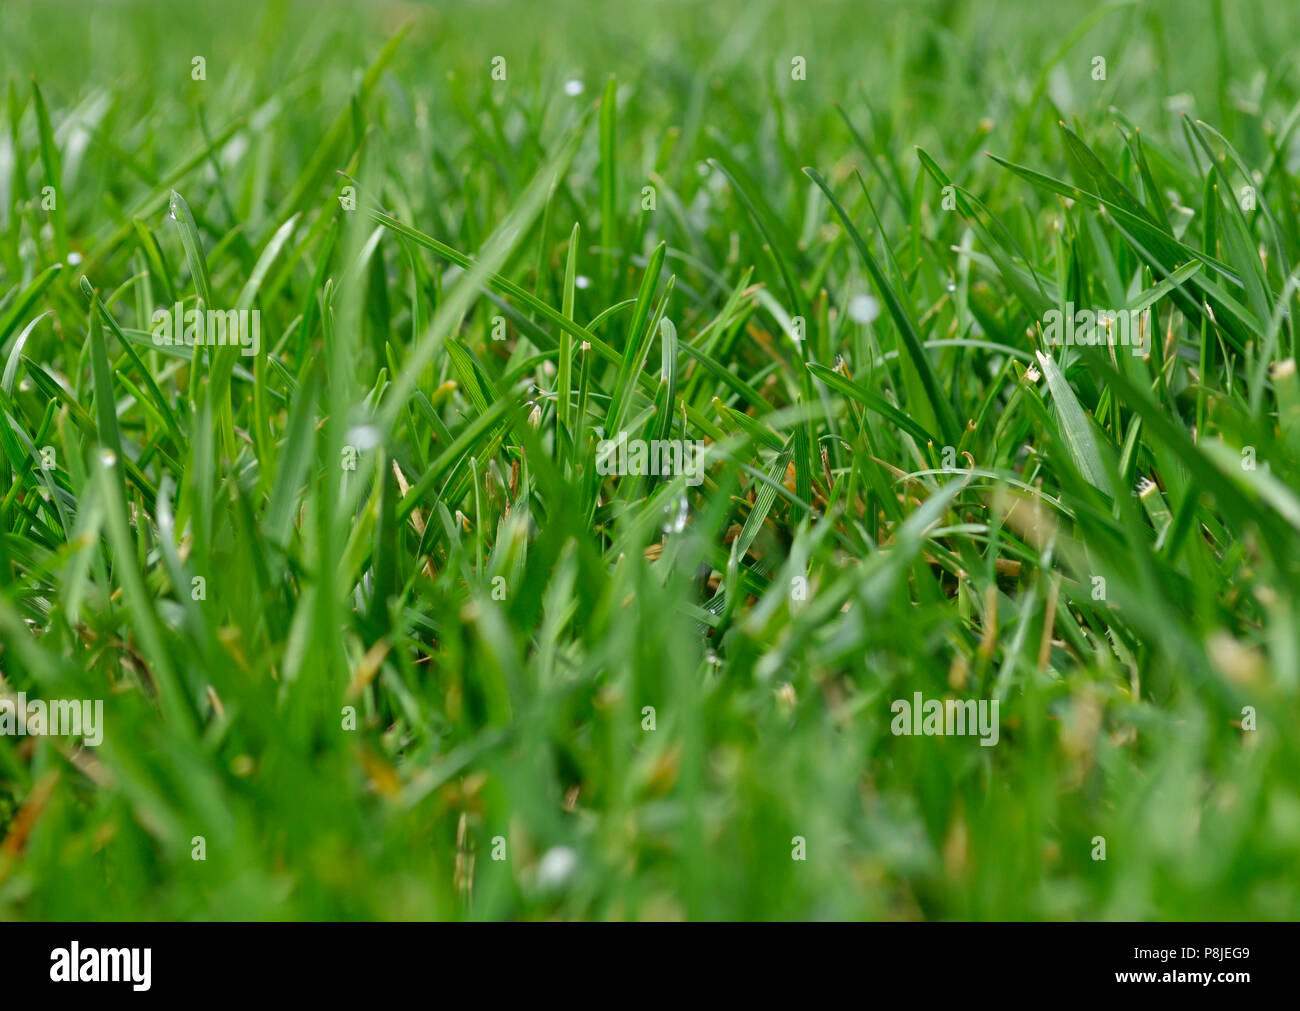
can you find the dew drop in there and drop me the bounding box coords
[847,294,880,324]
[536,846,578,888]
[661,492,689,534]
[346,424,382,451]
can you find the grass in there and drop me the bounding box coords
[1,0,1299,921]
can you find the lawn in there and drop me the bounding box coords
[0,0,1298,920]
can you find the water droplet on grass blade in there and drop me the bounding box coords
[662,493,689,534]
[536,846,578,889]
[346,424,382,451]
[848,294,879,323]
